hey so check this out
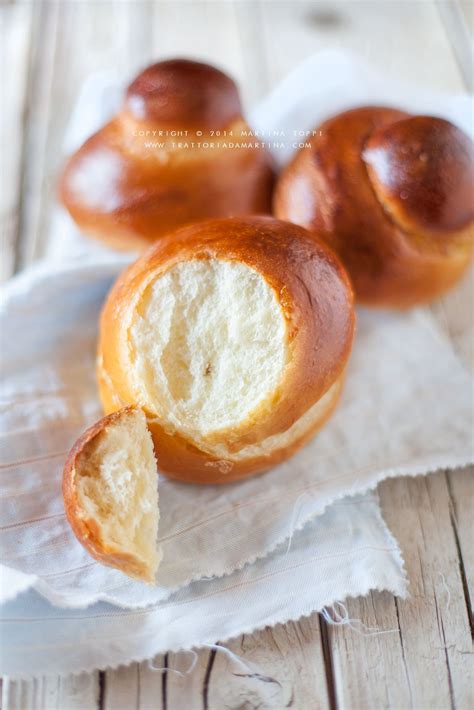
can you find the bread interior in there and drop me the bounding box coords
[210,375,342,462]
[129,258,288,439]
[75,408,160,582]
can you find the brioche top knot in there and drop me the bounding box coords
[124,59,242,130]
[363,116,474,234]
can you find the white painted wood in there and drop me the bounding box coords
[2,673,99,710]
[329,590,413,710]
[207,619,331,709]
[14,0,60,271]
[0,1,33,282]
[135,657,166,709]
[258,0,465,91]
[380,475,473,710]
[437,0,474,89]
[16,0,142,268]
[150,1,248,99]
[448,467,474,615]
[459,0,474,36]
[57,673,100,710]
[430,269,474,370]
[102,664,140,710]
[234,0,272,106]
[133,620,331,709]
[328,471,474,710]
[165,648,215,710]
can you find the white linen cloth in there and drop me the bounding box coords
[0,494,405,678]
[0,50,472,676]
[1,258,472,613]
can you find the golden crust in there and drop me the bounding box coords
[98,216,355,484]
[124,59,242,130]
[98,367,345,484]
[62,406,154,583]
[59,61,275,251]
[363,116,474,236]
[274,106,474,308]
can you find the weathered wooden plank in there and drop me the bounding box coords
[234,0,271,106]
[102,663,140,710]
[135,659,164,709]
[429,266,474,657]
[459,0,474,36]
[258,0,464,91]
[0,1,33,282]
[433,0,474,372]
[14,0,60,271]
[447,468,474,626]
[142,620,331,709]
[329,591,412,709]
[165,648,215,710]
[206,618,331,709]
[150,0,246,90]
[58,673,100,710]
[2,673,99,710]
[123,0,155,73]
[381,475,473,709]
[15,0,142,269]
[430,269,474,371]
[436,0,474,90]
[104,651,214,710]
[102,648,219,710]
[328,473,473,710]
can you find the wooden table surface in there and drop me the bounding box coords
[1,1,473,708]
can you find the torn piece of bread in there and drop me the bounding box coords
[62,406,161,583]
[98,216,355,484]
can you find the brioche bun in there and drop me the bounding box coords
[274,107,474,308]
[59,59,274,251]
[98,216,355,483]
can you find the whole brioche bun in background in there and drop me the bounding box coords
[274,107,474,308]
[98,216,355,484]
[59,59,275,251]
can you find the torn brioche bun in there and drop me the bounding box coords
[62,406,161,583]
[59,59,275,251]
[98,216,355,484]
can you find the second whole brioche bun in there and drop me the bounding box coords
[98,216,355,483]
[274,107,474,308]
[59,59,275,251]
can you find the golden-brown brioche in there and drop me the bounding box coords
[274,107,474,308]
[63,406,161,583]
[125,59,241,130]
[59,59,274,251]
[98,216,355,484]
